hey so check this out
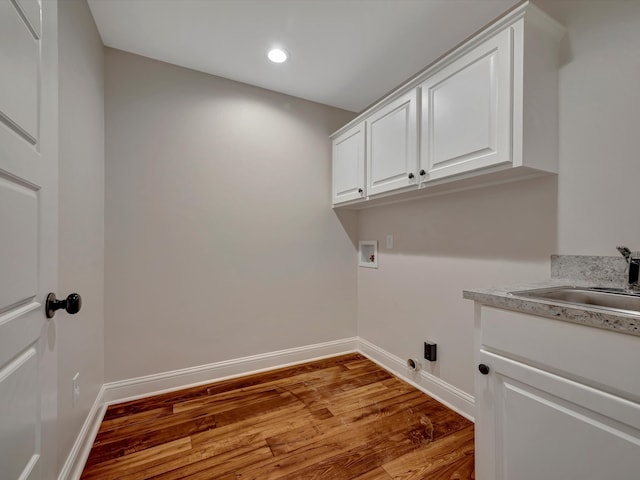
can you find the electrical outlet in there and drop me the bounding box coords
[72,372,80,407]
[424,342,437,362]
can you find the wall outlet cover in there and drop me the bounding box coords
[424,342,437,362]
[72,372,80,407]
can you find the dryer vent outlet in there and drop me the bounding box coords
[407,358,419,370]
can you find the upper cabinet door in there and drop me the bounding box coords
[366,90,418,196]
[420,27,513,181]
[332,122,365,205]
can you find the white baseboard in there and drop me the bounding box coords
[357,338,475,421]
[58,335,474,479]
[101,337,358,405]
[57,389,107,480]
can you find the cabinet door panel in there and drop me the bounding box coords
[433,57,493,162]
[481,306,640,400]
[477,350,640,480]
[421,27,512,180]
[367,90,417,196]
[332,123,365,204]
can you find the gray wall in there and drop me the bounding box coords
[546,0,640,252]
[104,49,357,381]
[57,3,640,465]
[357,0,640,398]
[57,0,105,471]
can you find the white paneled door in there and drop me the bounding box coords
[0,0,59,479]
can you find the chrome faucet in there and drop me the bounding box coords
[617,246,640,290]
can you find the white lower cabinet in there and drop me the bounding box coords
[475,307,640,480]
[477,350,640,480]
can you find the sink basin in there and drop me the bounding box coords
[509,286,640,315]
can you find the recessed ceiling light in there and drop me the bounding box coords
[267,48,289,64]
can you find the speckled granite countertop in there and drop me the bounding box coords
[463,255,640,338]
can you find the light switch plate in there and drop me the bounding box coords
[72,372,80,407]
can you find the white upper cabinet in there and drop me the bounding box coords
[420,27,512,181]
[330,2,565,208]
[332,122,365,204]
[367,90,418,196]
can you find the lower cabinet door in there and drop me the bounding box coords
[476,350,640,480]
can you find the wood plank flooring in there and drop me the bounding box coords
[81,353,474,479]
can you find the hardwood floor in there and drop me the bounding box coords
[81,354,474,479]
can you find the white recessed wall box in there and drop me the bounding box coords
[359,240,378,268]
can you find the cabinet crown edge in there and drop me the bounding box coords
[330,0,565,140]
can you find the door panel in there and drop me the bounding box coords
[0,348,40,480]
[479,350,640,480]
[431,55,494,164]
[502,380,640,480]
[0,0,39,143]
[15,0,42,36]
[421,27,512,180]
[332,123,365,204]
[367,90,418,196]
[0,175,38,311]
[0,0,58,479]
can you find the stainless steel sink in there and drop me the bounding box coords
[509,286,640,315]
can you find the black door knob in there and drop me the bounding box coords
[46,293,82,319]
[358,188,363,194]
[408,172,415,179]
[419,169,426,176]
[478,364,490,375]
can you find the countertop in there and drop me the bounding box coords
[463,281,640,338]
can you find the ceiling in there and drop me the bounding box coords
[87,0,523,113]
